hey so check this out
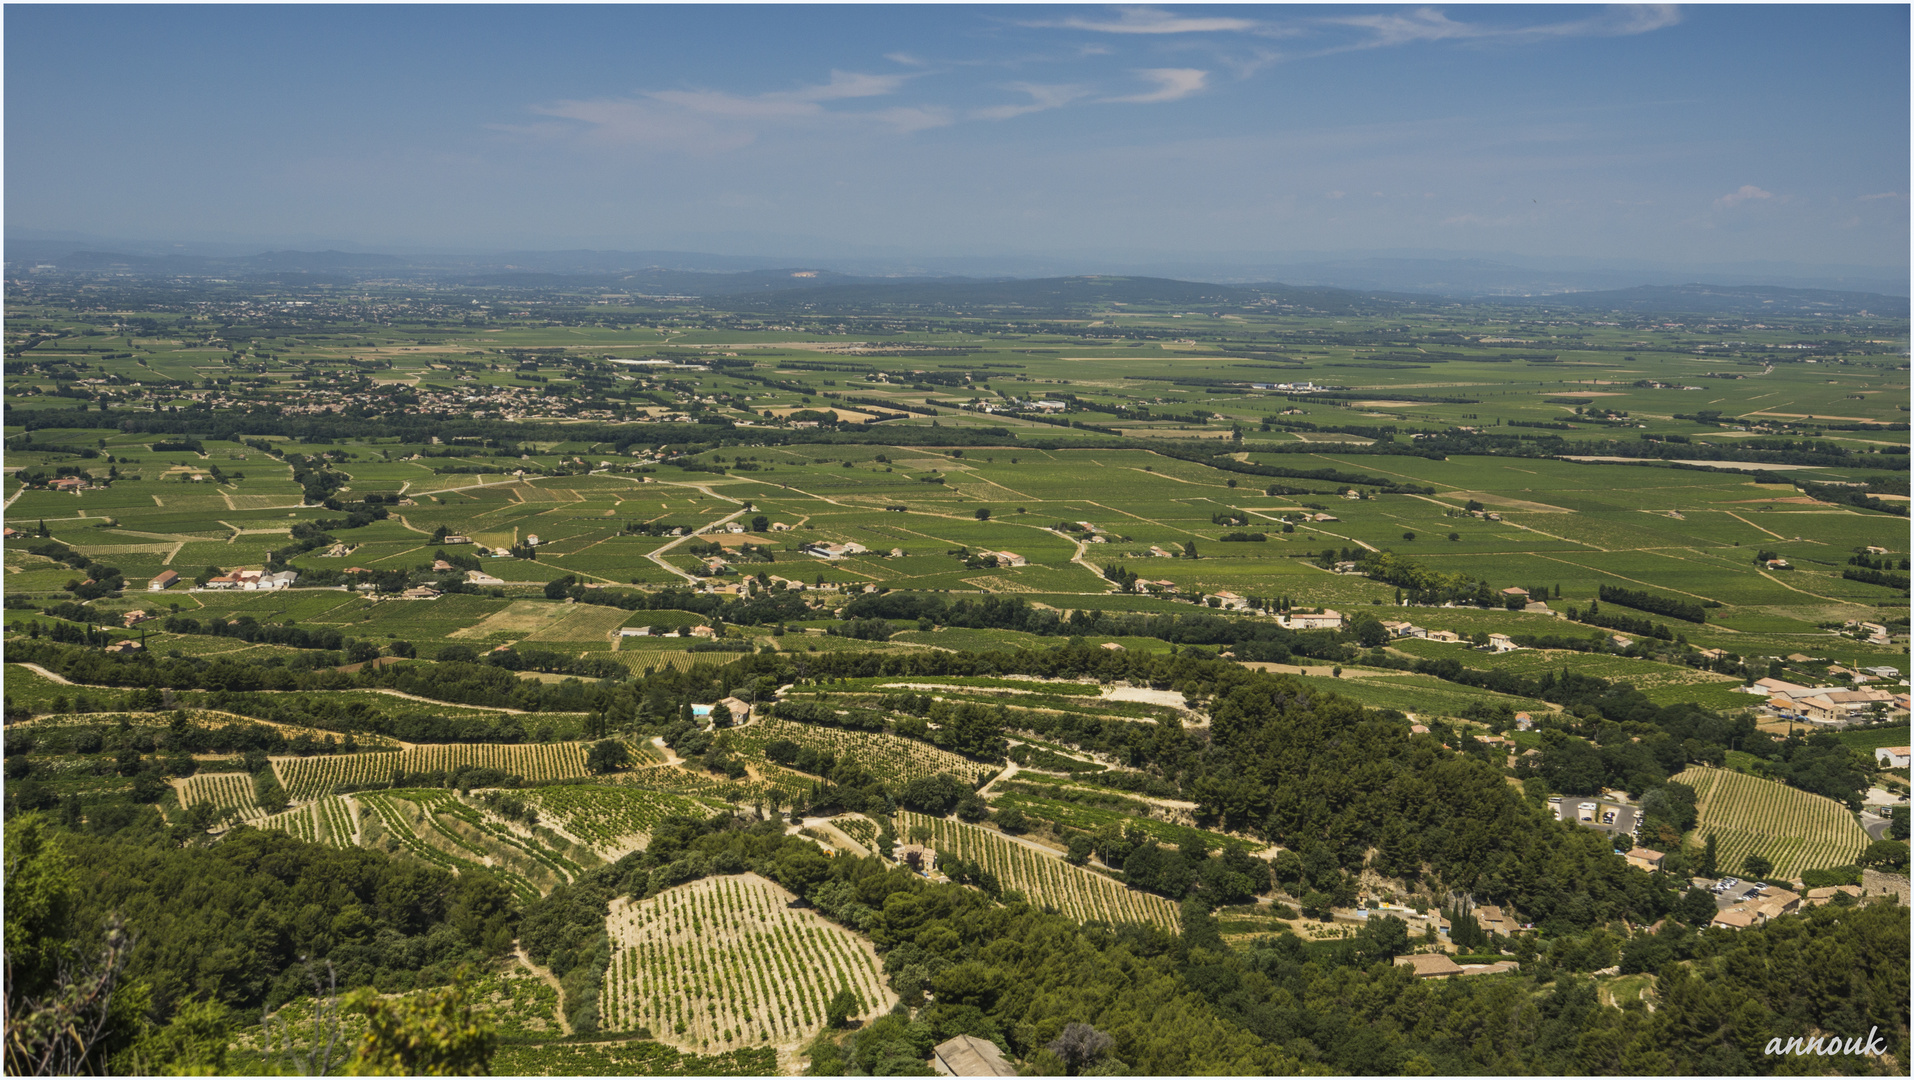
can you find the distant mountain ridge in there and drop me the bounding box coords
[1494,282,1908,317]
[4,243,1905,316]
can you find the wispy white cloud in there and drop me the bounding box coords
[1321,4,1682,50]
[972,83,1089,121]
[1103,68,1209,104]
[780,70,912,102]
[1716,184,1774,208]
[511,70,925,152]
[870,105,957,134]
[1856,191,1904,201]
[1024,6,1257,35]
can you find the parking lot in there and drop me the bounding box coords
[1548,796,1637,838]
[1700,877,1776,912]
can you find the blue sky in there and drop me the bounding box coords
[5,4,1908,274]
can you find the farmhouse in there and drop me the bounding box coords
[1500,587,1529,599]
[104,639,145,655]
[148,570,180,591]
[716,697,752,723]
[1426,630,1462,643]
[1280,610,1343,630]
[1711,909,1757,931]
[1751,889,1802,922]
[802,541,867,559]
[1474,904,1515,935]
[524,534,540,546]
[619,626,653,638]
[433,559,455,572]
[1623,848,1665,872]
[1514,712,1534,731]
[51,477,87,492]
[1392,954,1463,979]
[984,550,1027,567]
[465,571,505,585]
[1210,590,1250,610]
[1486,633,1518,653]
[442,534,473,544]
[689,625,717,638]
[400,586,441,600]
[1875,746,1912,769]
[1381,620,1427,638]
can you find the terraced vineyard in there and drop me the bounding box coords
[354,789,598,902]
[524,785,725,853]
[273,743,591,800]
[1673,766,1871,880]
[492,1040,777,1077]
[601,873,894,1053]
[256,795,358,848]
[174,772,265,822]
[730,717,988,785]
[897,811,1179,932]
[615,763,812,813]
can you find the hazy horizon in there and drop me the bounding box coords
[7,5,1909,278]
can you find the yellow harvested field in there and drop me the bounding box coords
[449,600,563,639]
[522,603,635,642]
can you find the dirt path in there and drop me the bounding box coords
[15,662,75,685]
[513,943,573,1037]
[649,736,684,767]
[1527,553,1724,605]
[801,817,873,858]
[1721,510,1786,540]
[1752,567,1867,608]
[643,507,749,583]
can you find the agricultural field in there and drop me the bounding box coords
[1672,766,1872,880]
[273,743,591,800]
[524,784,727,855]
[896,811,1180,932]
[255,794,359,848]
[1833,725,1914,754]
[726,717,985,785]
[3,270,1909,1077]
[350,788,595,902]
[174,771,267,823]
[600,873,894,1053]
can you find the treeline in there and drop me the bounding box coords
[160,615,349,651]
[1598,584,1707,624]
[1566,603,1676,641]
[839,592,1347,664]
[5,817,517,1072]
[1843,553,1910,591]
